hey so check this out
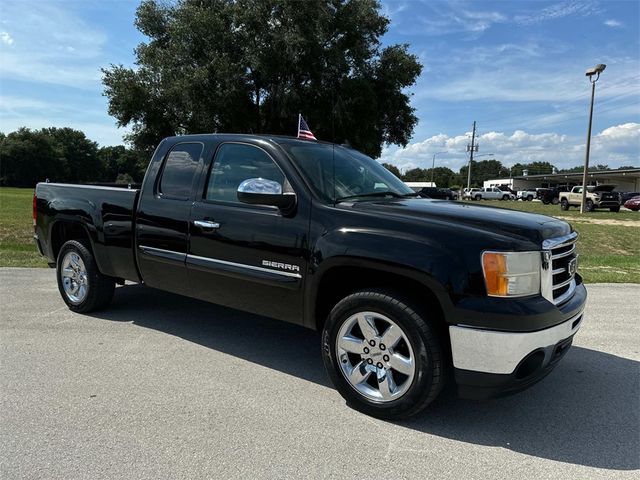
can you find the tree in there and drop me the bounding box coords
[102,0,422,156]
[0,128,64,186]
[458,159,504,187]
[43,128,101,183]
[402,167,427,182]
[381,162,401,178]
[98,146,147,182]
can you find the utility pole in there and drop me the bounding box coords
[466,121,478,190]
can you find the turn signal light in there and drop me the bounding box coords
[482,252,509,296]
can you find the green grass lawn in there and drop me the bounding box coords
[0,187,49,267]
[1,187,638,282]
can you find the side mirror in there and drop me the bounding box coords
[237,178,296,211]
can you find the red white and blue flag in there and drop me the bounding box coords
[297,114,317,140]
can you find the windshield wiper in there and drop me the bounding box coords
[336,191,416,202]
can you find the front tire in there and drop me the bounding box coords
[56,239,115,313]
[560,199,569,211]
[585,199,594,212]
[322,290,446,419]
[475,195,482,201]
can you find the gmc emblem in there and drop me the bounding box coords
[568,257,578,276]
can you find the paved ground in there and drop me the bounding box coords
[1,268,638,479]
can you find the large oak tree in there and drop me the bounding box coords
[102,0,422,156]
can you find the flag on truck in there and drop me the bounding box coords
[297,114,317,140]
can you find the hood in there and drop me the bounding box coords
[589,185,616,192]
[343,198,571,245]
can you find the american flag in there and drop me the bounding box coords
[297,114,317,140]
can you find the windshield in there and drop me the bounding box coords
[279,143,414,202]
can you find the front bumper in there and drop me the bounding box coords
[450,308,584,400]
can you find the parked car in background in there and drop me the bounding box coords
[559,185,621,212]
[620,191,640,203]
[623,195,640,211]
[497,185,517,196]
[539,186,570,205]
[517,189,537,201]
[416,187,458,200]
[462,188,482,200]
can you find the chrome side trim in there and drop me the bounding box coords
[138,245,186,263]
[138,245,303,279]
[186,254,302,279]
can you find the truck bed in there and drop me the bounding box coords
[34,183,141,282]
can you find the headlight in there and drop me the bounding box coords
[482,251,541,297]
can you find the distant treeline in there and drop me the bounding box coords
[0,127,635,189]
[0,127,148,187]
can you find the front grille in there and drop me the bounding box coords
[543,233,578,305]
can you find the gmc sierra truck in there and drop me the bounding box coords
[34,134,586,419]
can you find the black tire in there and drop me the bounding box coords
[542,198,550,205]
[560,199,569,211]
[609,206,620,212]
[585,199,594,212]
[474,195,482,201]
[321,289,446,419]
[551,197,560,205]
[56,239,115,313]
[527,195,533,201]
[502,195,509,201]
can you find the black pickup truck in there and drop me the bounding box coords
[34,134,586,419]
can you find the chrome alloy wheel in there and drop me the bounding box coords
[336,311,416,403]
[61,251,88,304]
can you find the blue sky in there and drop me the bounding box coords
[1,0,638,171]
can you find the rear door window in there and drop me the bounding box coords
[159,143,204,200]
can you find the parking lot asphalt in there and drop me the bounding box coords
[1,268,638,479]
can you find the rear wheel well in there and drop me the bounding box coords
[51,222,91,260]
[314,266,447,336]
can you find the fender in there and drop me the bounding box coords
[304,227,468,329]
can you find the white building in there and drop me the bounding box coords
[483,168,640,192]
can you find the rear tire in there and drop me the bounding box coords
[502,195,509,201]
[56,239,115,313]
[321,289,446,419]
[474,195,482,201]
[527,195,533,201]
[560,199,569,211]
[552,197,560,205]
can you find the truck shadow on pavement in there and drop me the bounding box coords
[94,284,639,471]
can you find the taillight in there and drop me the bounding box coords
[32,193,37,225]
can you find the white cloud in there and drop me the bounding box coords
[414,4,507,36]
[0,2,107,89]
[514,1,599,25]
[380,124,640,171]
[604,19,623,28]
[0,31,14,45]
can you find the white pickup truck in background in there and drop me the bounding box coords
[517,189,538,201]
[465,187,514,201]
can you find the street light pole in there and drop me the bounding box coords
[431,151,446,185]
[580,63,606,213]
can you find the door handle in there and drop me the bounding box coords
[193,220,220,230]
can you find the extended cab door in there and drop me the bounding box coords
[135,141,205,296]
[186,141,310,324]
